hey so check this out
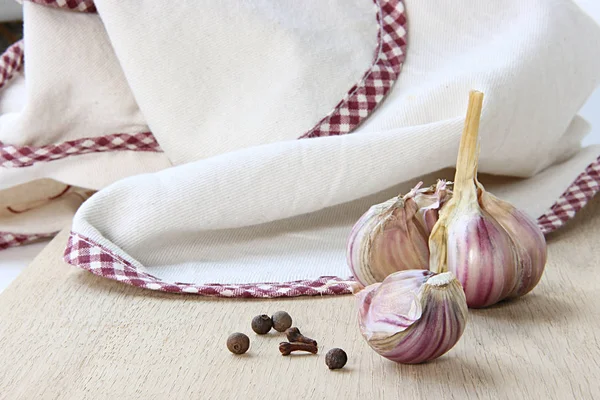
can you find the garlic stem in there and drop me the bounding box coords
[430,91,485,275]
[454,91,484,196]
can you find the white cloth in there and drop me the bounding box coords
[0,5,172,237]
[1,0,599,284]
[94,0,378,163]
[68,0,600,284]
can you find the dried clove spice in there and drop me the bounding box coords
[285,327,317,346]
[279,342,318,356]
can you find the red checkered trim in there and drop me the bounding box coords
[0,132,161,168]
[0,231,56,250]
[536,155,600,234]
[0,40,24,91]
[61,155,600,296]
[22,0,96,13]
[300,0,407,138]
[63,232,354,298]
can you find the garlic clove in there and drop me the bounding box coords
[478,188,547,297]
[357,269,468,364]
[347,181,451,287]
[347,192,429,287]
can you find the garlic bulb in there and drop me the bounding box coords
[429,91,547,308]
[357,269,468,364]
[347,181,451,287]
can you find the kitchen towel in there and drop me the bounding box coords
[1,0,600,296]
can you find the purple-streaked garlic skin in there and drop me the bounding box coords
[444,208,518,308]
[479,190,547,297]
[347,181,451,287]
[357,270,468,364]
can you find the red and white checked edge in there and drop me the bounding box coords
[0,40,23,91]
[20,0,96,13]
[63,232,355,297]
[61,155,600,298]
[301,0,407,138]
[0,231,56,251]
[0,132,161,168]
[537,155,600,233]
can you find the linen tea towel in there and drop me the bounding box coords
[0,0,599,297]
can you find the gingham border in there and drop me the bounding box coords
[537,155,600,234]
[20,0,96,13]
[0,231,56,250]
[0,132,161,168]
[300,0,407,138]
[0,40,24,91]
[62,155,600,297]
[63,232,354,298]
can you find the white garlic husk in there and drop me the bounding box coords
[429,91,547,308]
[357,269,468,364]
[347,181,451,287]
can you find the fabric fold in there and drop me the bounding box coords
[66,0,600,295]
[1,0,600,297]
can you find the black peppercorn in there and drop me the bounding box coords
[325,348,347,369]
[271,311,293,332]
[251,314,273,334]
[227,332,250,355]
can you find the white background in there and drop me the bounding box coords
[0,1,599,292]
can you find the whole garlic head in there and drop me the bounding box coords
[429,91,547,308]
[357,269,468,364]
[347,181,451,287]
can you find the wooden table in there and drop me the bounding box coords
[1,197,599,399]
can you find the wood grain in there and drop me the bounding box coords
[1,196,599,399]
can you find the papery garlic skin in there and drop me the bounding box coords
[479,189,547,297]
[418,181,451,235]
[357,270,468,364]
[347,181,450,287]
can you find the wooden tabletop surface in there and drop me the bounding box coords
[1,196,599,399]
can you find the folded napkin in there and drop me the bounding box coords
[1,0,599,296]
